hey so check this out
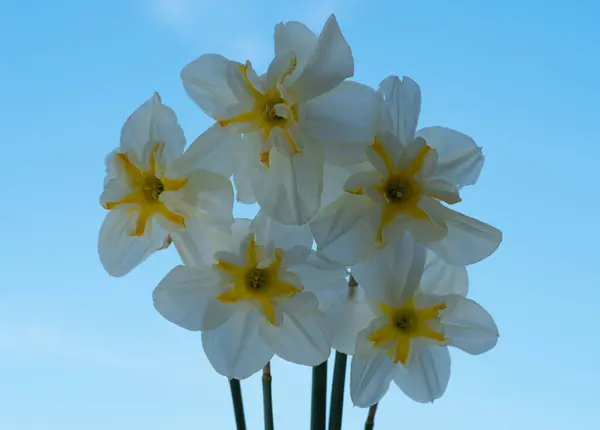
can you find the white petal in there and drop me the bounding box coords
[98,210,166,277]
[350,326,396,407]
[352,232,425,306]
[260,293,331,366]
[289,14,353,102]
[170,218,221,267]
[343,170,380,193]
[310,194,380,265]
[120,93,186,166]
[181,54,239,118]
[321,163,355,208]
[250,209,313,250]
[202,307,274,379]
[171,124,241,177]
[303,82,380,165]
[378,76,421,144]
[416,127,484,187]
[153,266,231,331]
[289,251,348,293]
[427,206,502,265]
[252,146,324,225]
[214,218,252,255]
[406,197,449,243]
[231,132,261,203]
[420,250,468,296]
[393,342,451,403]
[226,60,265,107]
[165,168,234,229]
[274,20,317,74]
[328,288,375,355]
[441,294,498,355]
[99,152,131,207]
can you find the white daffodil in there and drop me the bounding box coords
[153,218,348,380]
[181,14,380,225]
[348,235,498,406]
[310,75,502,266]
[99,93,235,276]
[327,247,467,356]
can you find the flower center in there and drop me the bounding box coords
[384,178,409,203]
[101,143,188,237]
[262,95,288,126]
[393,310,415,333]
[215,236,304,325]
[367,300,447,365]
[142,176,165,202]
[245,268,269,291]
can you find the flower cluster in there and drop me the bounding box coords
[98,14,501,407]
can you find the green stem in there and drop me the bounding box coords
[262,362,274,430]
[229,379,247,430]
[364,403,378,430]
[328,351,347,430]
[311,360,328,430]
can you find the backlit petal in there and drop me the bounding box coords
[181,54,239,118]
[250,210,313,250]
[417,126,484,187]
[350,328,396,407]
[120,93,186,166]
[393,342,451,403]
[171,124,241,177]
[202,307,274,380]
[328,287,375,355]
[252,146,324,225]
[427,206,502,265]
[289,14,353,102]
[98,210,166,277]
[310,194,380,265]
[260,292,331,366]
[274,20,318,75]
[153,266,230,331]
[378,76,421,144]
[441,294,498,355]
[303,82,380,165]
[420,250,468,296]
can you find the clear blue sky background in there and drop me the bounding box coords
[1,0,599,429]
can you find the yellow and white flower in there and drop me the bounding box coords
[327,246,468,356]
[99,93,235,276]
[310,75,502,266]
[348,236,498,406]
[181,14,380,225]
[153,218,348,380]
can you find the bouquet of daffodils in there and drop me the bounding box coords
[98,14,502,430]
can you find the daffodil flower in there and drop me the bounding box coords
[327,247,468,356]
[181,14,380,225]
[99,93,235,276]
[153,219,348,380]
[347,236,498,406]
[310,75,502,266]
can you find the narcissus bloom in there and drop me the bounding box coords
[153,219,347,379]
[99,93,235,276]
[348,236,498,406]
[311,75,502,266]
[327,247,468,356]
[181,14,380,225]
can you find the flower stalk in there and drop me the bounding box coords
[311,360,328,430]
[364,403,378,430]
[262,362,274,430]
[229,379,247,430]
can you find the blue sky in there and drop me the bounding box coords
[1,0,599,429]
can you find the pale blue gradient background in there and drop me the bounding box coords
[1,0,599,429]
